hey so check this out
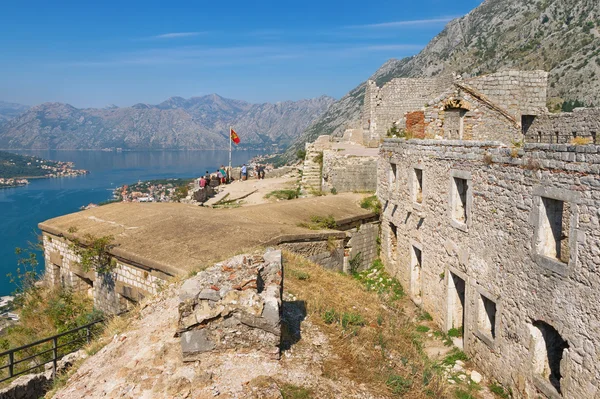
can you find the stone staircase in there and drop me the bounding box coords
[301,148,323,192]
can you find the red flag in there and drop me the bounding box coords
[230,128,240,145]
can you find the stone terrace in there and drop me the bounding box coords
[39,193,374,276]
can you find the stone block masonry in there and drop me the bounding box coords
[525,108,600,144]
[42,233,170,314]
[177,250,283,361]
[378,138,600,399]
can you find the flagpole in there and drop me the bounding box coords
[228,126,232,182]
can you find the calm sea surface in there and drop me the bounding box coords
[0,150,262,296]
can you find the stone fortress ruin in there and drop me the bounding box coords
[373,71,600,399]
[37,68,600,399]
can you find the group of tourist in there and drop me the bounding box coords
[197,163,266,189]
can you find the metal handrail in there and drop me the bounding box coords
[0,318,105,384]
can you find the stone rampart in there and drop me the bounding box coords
[525,108,600,144]
[378,138,600,399]
[321,151,377,193]
[42,233,169,314]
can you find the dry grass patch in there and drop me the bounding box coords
[283,251,452,398]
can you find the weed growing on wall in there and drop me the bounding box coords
[70,234,116,275]
[360,195,381,216]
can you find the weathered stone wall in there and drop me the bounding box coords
[363,77,450,139]
[321,151,377,193]
[363,71,548,146]
[276,219,379,273]
[279,238,346,272]
[42,233,169,314]
[462,70,548,120]
[525,108,600,144]
[423,89,522,143]
[378,138,600,399]
[346,222,379,273]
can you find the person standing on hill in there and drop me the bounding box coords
[219,165,227,184]
[257,164,265,179]
[241,164,247,181]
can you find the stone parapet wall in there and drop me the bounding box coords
[525,108,600,144]
[41,233,170,314]
[321,151,377,193]
[378,138,600,398]
[177,250,283,361]
[345,222,379,273]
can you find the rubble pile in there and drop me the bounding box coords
[177,249,283,361]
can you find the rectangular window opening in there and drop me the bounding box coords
[389,163,397,186]
[414,168,423,204]
[452,177,469,225]
[411,245,422,300]
[477,294,497,339]
[538,197,570,264]
[389,223,398,262]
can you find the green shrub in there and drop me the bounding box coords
[442,348,468,365]
[455,389,475,399]
[280,383,312,399]
[447,327,463,338]
[296,149,306,160]
[416,325,430,333]
[386,374,412,394]
[490,382,510,398]
[360,195,381,216]
[322,309,338,325]
[265,189,300,200]
[309,214,336,229]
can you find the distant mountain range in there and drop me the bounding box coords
[0,101,30,123]
[0,94,334,150]
[283,0,600,161]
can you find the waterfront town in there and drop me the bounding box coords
[0,151,88,188]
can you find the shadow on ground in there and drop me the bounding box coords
[280,300,306,351]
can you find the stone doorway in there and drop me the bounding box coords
[410,244,423,304]
[447,271,466,348]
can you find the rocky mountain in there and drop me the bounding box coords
[0,101,29,122]
[284,0,600,161]
[0,95,334,150]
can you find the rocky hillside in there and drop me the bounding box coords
[0,101,29,122]
[284,0,600,161]
[0,95,334,150]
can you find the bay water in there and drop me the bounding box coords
[0,150,262,296]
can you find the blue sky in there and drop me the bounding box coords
[0,0,483,108]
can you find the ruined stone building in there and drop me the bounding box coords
[364,70,599,145]
[375,71,600,398]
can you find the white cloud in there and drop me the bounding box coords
[151,32,204,39]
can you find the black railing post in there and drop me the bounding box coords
[52,337,58,378]
[8,352,14,378]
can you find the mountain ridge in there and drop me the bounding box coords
[0,94,335,150]
[283,0,600,161]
